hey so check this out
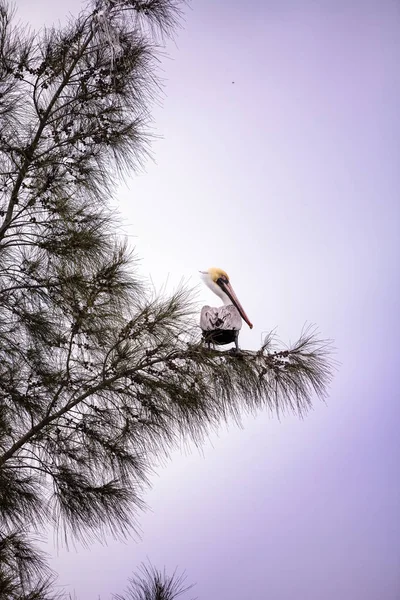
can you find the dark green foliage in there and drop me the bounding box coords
[0,532,61,600]
[0,0,334,596]
[113,563,196,600]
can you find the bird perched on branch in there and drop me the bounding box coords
[199,267,253,351]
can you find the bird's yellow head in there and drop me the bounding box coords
[208,267,229,283]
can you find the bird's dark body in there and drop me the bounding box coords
[200,305,242,349]
[202,329,238,346]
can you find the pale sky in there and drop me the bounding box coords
[15,0,400,598]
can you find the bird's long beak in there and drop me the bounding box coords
[218,280,253,329]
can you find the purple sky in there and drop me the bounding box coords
[17,0,400,598]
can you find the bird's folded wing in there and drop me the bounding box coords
[200,305,242,331]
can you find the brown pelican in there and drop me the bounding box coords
[199,267,253,350]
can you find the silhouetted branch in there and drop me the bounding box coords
[113,562,196,600]
[0,531,63,600]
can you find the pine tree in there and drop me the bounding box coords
[0,0,334,597]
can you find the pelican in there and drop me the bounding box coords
[199,267,253,350]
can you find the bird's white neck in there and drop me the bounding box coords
[220,290,232,306]
[201,274,231,306]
